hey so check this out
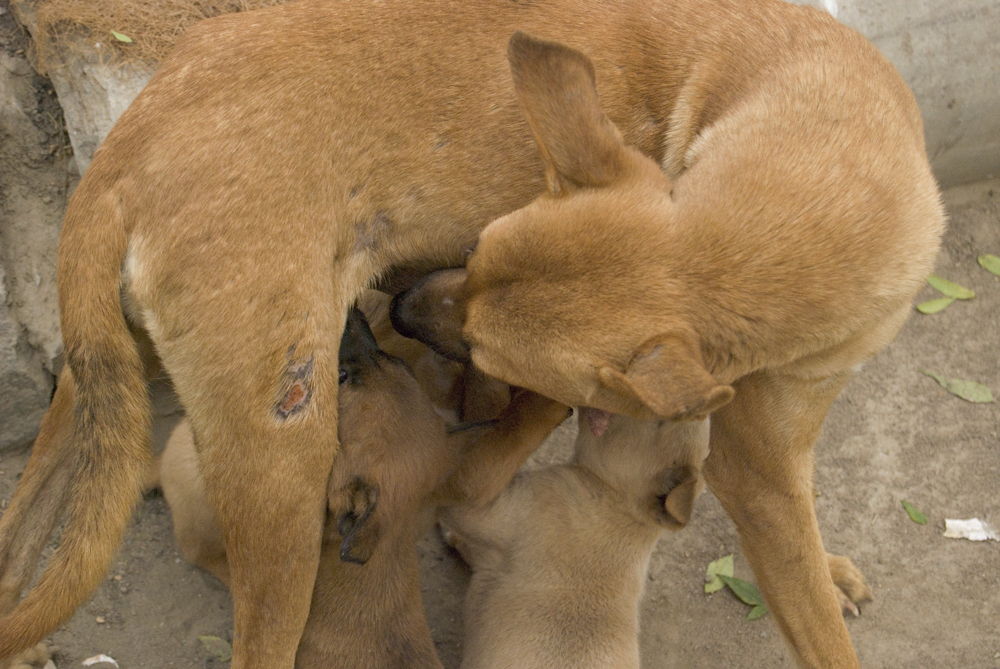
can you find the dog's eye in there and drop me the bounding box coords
[339,369,348,384]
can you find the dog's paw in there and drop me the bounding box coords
[3,641,54,669]
[827,553,873,617]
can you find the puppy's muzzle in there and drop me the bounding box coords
[390,268,471,362]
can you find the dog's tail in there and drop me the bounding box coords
[0,181,151,658]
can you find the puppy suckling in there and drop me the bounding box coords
[158,307,570,668]
[440,412,709,669]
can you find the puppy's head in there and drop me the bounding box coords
[392,33,733,423]
[575,414,710,530]
[328,307,457,564]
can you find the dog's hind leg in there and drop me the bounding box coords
[155,279,348,668]
[0,372,77,616]
[704,370,859,669]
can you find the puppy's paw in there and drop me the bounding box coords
[827,553,873,617]
[4,641,53,669]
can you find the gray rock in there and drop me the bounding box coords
[0,41,66,450]
[0,265,52,451]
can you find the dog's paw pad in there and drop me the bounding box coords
[827,553,873,616]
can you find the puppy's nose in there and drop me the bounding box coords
[339,307,382,366]
[390,269,471,362]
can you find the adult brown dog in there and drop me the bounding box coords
[392,25,942,669]
[157,307,569,668]
[0,1,941,667]
[440,414,710,669]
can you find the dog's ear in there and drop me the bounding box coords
[654,465,703,529]
[507,31,629,195]
[596,333,735,421]
[334,477,381,565]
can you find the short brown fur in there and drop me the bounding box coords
[0,1,939,667]
[158,309,569,668]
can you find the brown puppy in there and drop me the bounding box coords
[441,414,709,669]
[0,2,940,667]
[392,27,942,669]
[159,307,569,668]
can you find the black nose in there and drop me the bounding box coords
[389,269,471,362]
[338,307,382,383]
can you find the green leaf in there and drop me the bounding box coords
[198,636,232,662]
[747,605,768,621]
[915,297,954,314]
[926,275,974,300]
[111,30,133,43]
[979,254,1000,277]
[920,369,995,403]
[901,499,928,525]
[718,575,766,607]
[704,554,734,593]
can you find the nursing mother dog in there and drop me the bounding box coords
[0,1,941,668]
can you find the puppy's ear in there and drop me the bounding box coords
[654,465,703,529]
[596,333,734,421]
[334,478,381,565]
[507,31,629,195]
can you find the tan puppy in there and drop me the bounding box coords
[392,26,942,669]
[441,414,709,669]
[0,1,940,667]
[159,307,569,668]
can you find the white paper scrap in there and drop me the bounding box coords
[943,518,999,541]
[82,655,119,668]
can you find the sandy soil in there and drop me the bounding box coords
[0,12,998,666]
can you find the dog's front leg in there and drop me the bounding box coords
[704,370,859,669]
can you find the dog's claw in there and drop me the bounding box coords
[827,553,873,617]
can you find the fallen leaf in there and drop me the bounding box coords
[747,605,768,621]
[718,575,766,607]
[978,254,1000,277]
[926,275,974,300]
[198,635,233,662]
[920,370,994,403]
[110,30,133,43]
[704,554,734,594]
[915,297,954,314]
[901,500,928,525]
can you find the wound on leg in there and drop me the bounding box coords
[275,355,314,419]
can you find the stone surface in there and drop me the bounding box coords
[10,2,152,175]
[0,10,70,450]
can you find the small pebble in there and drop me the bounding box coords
[113,575,122,581]
[95,616,105,624]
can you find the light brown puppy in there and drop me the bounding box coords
[160,307,569,668]
[392,26,942,669]
[0,1,940,667]
[441,414,709,669]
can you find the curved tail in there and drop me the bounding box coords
[0,183,151,658]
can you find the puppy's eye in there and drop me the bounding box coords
[339,369,348,384]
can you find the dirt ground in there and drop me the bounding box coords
[1,14,998,668]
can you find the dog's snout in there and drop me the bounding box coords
[390,269,471,362]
